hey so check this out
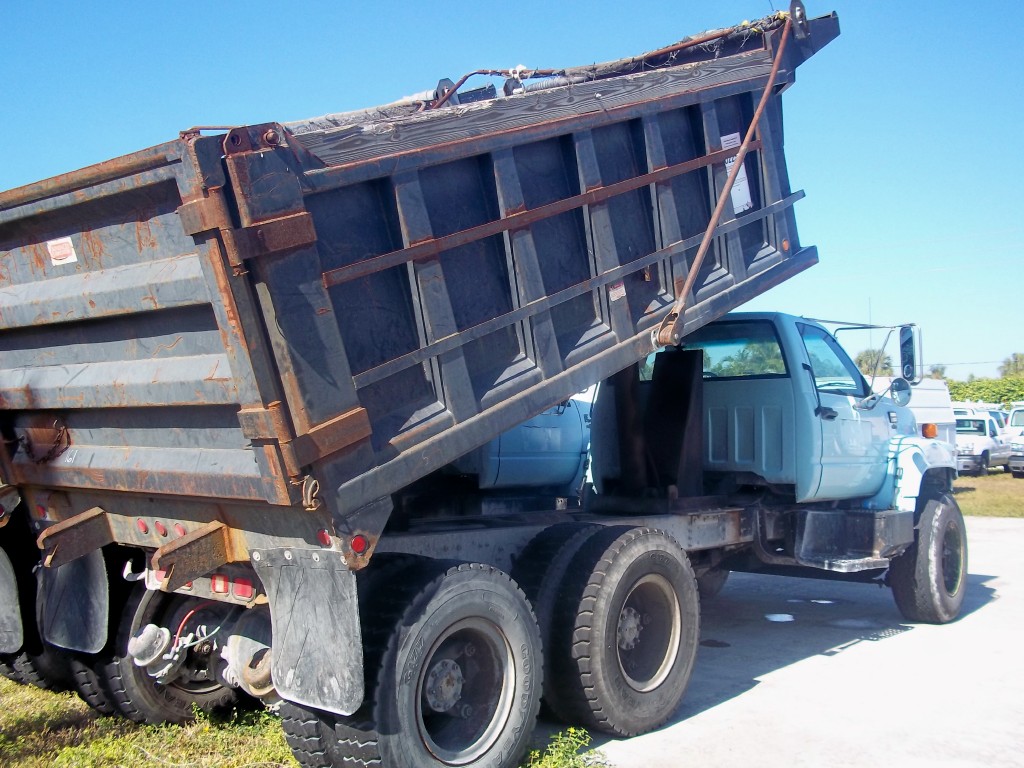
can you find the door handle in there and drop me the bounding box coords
[817,406,838,421]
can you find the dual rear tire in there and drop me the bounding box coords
[540,526,700,737]
[283,559,542,768]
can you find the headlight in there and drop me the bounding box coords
[957,446,974,456]
[1012,442,1024,452]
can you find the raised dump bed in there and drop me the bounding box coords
[0,11,837,534]
[0,9,844,768]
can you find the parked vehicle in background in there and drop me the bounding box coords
[1009,438,1024,479]
[1006,406,1024,438]
[1008,407,1024,478]
[953,402,1010,432]
[875,377,955,447]
[955,413,1012,475]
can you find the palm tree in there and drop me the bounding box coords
[854,349,893,377]
[999,353,1024,377]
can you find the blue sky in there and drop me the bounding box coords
[4,1,1022,379]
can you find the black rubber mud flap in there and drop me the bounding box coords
[252,547,364,716]
[39,548,108,654]
[0,548,23,653]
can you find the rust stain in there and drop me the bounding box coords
[203,359,231,383]
[152,336,184,356]
[28,243,47,275]
[80,230,107,266]
[135,219,158,253]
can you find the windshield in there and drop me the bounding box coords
[1012,411,1024,428]
[956,418,986,436]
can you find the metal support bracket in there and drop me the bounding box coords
[239,402,372,478]
[37,507,115,569]
[151,520,239,592]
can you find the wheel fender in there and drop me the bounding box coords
[881,436,956,513]
[0,548,23,653]
[38,548,109,654]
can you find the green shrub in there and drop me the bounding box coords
[523,728,611,768]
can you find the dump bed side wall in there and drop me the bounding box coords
[0,16,838,531]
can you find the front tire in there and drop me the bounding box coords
[890,492,968,624]
[548,527,699,736]
[976,453,989,476]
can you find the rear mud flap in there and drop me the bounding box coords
[39,549,108,653]
[0,548,23,653]
[251,547,364,716]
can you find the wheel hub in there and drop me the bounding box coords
[424,658,464,713]
[618,606,643,651]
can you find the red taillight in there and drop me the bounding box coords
[210,574,229,594]
[174,523,187,537]
[233,577,254,600]
[316,529,333,547]
[154,521,167,537]
[136,518,149,535]
[350,534,369,555]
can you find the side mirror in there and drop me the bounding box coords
[890,377,912,407]
[899,325,923,384]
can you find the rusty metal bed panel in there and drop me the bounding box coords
[0,13,838,522]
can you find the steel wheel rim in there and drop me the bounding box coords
[941,519,964,596]
[415,617,515,765]
[616,573,682,693]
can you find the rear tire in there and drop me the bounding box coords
[283,561,541,768]
[511,522,601,717]
[547,527,699,736]
[70,654,120,715]
[976,453,989,476]
[890,492,968,624]
[103,585,238,724]
[1012,470,1024,479]
[9,646,72,691]
[696,567,730,600]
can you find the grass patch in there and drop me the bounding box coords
[0,677,296,768]
[953,469,1024,518]
[0,676,606,768]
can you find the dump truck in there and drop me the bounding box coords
[0,6,967,768]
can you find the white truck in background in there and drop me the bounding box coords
[874,377,956,448]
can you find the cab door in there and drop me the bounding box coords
[797,323,892,501]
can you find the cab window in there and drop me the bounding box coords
[797,323,868,398]
[639,320,789,382]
